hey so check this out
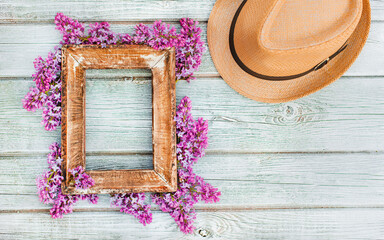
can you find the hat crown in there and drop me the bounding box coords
[261,0,362,50]
[233,0,363,77]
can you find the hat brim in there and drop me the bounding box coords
[207,0,371,103]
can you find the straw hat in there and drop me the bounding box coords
[207,0,371,103]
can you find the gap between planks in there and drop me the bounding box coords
[0,19,383,25]
[3,205,384,214]
[0,150,383,158]
[2,75,384,81]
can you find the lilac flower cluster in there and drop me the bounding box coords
[36,142,98,218]
[87,22,119,47]
[54,13,85,45]
[152,97,221,234]
[28,13,220,234]
[133,21,183,50]
[69,166,95,190]
[54,13,205,82]
[110,193,153,226]
[22,47,62,131]
[23,13,205,131]
[132,19,206,81]
[176,18,206,81]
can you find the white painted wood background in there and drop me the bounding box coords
[1,0,384,239]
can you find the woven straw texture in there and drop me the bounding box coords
[208,0,371,103]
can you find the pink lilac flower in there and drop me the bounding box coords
[36,142,98,218]
[176,18,206,82]
[131,19,205,81]
[41,80,62,131]
[23,13,205,131]
[152,97,221,234]
[31,47,61,92]
[119,33,133,44]
[22,47,62,131]
[69,166,95,190]
[54,12,85,45]
[50,194,79,219]
[36,169,63,204]
[29,14,219,233]
[110,193,152,226]
[132,20,183,50]
[22,87,46,112]
[87,22,118,47]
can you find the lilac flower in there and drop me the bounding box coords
[32,48,61,92]
[50,194,79,219]
[152,97,221,234]
[41,80,62,131]
[132,20,183,50]
[87,22,118,47]
[36,142,98,218]
[69,166,95,190]
[22,87,45,112]
[36,169,63,204]
[176,18,206,82]
[29,14,219,233]
[131,18,205,81]
[81,193,99,204]
[132,23,151,44]
[119,33,133,44]
[22,47,62,131]
[110,193,152,226]
[54,13,85,44]
[23,13,205,131]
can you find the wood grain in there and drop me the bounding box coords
[1,77,382,154]
[61,45,176,194]
[61,47,87,193]
[1,0,383,22]
[0,210,384,239]
[1,153,384,210]
[1,21,384,78]
[1,1,384,238]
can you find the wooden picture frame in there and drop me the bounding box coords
[61,45,177,195]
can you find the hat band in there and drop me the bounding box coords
[229,0,348,81]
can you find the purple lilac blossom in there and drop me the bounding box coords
[87,22,118,47]
[176,18,206,82]
[28,13,219,233]
[132,20,183,50]
[151,97,221,234]
[36,142,98,219]
[22,47,62,131]
[69,166,95,190]
[54,12,85,45]
[110,193,153,226]
[23,13,205,131]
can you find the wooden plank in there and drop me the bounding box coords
[1,0,383,22]
[1,153,384,210]
[1,77,383,153]
[0,209,384,239]
[0,21,384,77]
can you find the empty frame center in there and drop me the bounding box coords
[85,69,153,171]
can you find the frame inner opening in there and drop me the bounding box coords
[85,69,154,170]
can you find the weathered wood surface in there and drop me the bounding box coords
[1,0,384,22]
[1,153,384,211]
[1,210,384,239]
[1,77,383,153]
[1,0,384,239]
[1,21,384,77]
